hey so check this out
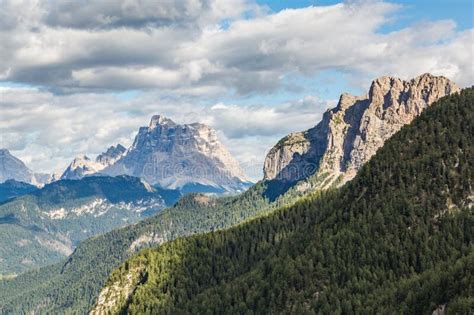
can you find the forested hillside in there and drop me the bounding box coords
[0,174,281,312]
[0,180,38,203]
[93,88,474,314]
[0,175,179,275]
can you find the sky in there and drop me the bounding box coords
[0,0,473,181]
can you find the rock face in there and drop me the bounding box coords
[61,144,126,180]
[0,179,39,203]
[0,149,52,186]
[103,115,250,192]
[0,175,180,275]
[96,144,126,166]
[61,155,103,180]
[263,73,460,187]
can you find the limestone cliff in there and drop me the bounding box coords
[103,115,250,192]
[263,73,460,188]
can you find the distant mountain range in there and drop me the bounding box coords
[0,149,52,186]
[0,114,251,274]
[1,116,251,194]
[60,144,126,180]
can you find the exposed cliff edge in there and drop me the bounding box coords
[102,115,251,193]
[263,73,460,190]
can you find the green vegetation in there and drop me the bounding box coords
[0,175,291,313]
[0,175,179,275]
[94,88,474,314]
[0,179,38,203]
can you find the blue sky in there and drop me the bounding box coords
[259,0,473,30]
[1,0,473,179]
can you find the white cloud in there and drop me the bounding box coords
[1,1,472,93]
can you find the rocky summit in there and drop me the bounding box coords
[0,149,51,186]
[263,73,460,188]
[61,144,126,180]
[103,115,250,192]
[96,144,127,166]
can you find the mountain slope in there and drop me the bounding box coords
[0,149,34,184]
[0,180,38,203]
[93,88,473,314]
[263,74,460,193]
[103,115,251,192]
[0,149,51,186]
[0,175,180,275]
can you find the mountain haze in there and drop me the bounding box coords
[0,175,180,275]
[0,149,51,186]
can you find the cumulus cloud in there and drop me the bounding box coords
[1,0,472,93]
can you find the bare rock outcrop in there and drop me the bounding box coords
[0,149,52,186]
[263,73,460,188]
[103,115,250,192]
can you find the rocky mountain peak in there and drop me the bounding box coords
[368,73,457,109]
[96,144,126,166]
[0,149,34,184]
[263,73,460,190]
[102,114,250,192]
[61,144,127,181]
[61,154,103,180]
[72,154,91,162]
[337,93,366,111]
[0,149,52,186]
[149,115,176,129]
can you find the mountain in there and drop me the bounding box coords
[60,144,126,180]
[0,76,462,313]
[0,149,34,184]
[0,175,180,275]
[96,144,126,166]
[0,85,469,314]
[92,88,473,314]
[102,115,251,193]
[0,149,51,186]
[263,73,460,192]
[0,179,277,313]
[0,180,38,203]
